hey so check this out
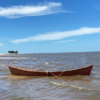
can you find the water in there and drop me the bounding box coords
[0,52,100,100]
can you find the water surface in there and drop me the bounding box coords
[0,52,100,100]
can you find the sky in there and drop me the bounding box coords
[0,0,100,53]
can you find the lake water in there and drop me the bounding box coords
[0,52,100,100]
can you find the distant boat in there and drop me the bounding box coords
[8,65,93,76]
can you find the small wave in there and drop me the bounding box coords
[32,58,37,59]
[45,62,53,65]
[92,71,100,75]
[4,75,29,79]
[0,64,6,66]
[45,62,49,65]
[13,61,18,62]
[50,81,93,91]
[0,57,30,59]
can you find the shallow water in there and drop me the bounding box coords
[0,52,100,100]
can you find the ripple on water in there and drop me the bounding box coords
[0,57,31,59]
[0,53,100,100]
[50,81,93,91]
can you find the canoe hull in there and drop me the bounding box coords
[8,65,93,76]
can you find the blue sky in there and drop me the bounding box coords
[0,0,100,53]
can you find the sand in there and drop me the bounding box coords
[0,53,14,55]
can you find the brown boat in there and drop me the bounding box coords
[8,65,93,76]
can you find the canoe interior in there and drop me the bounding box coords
[8,65,93,76]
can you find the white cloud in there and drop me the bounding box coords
[0,2,68,18]
[10,27,100,44]
[0,42,3,46]
[53,40,76,44]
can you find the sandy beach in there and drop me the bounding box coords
[0,53,16,55]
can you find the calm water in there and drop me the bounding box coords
[0,52,100,100]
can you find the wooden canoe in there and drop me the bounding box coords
[8,65,93,76]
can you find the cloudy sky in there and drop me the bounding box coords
[0,0,100,53]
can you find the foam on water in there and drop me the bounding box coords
[0,52,100,100]
[92,71,100,75]
[45,62,49,65]
[45,62,53,65]
[50,81,93,91]
[32,58,37,59]
[0,57,30,59]
[0,64,6,66]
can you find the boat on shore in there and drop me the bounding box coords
[8,65,93,76]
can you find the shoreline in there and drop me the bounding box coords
[0,51,100,55]
[0,53,17,55]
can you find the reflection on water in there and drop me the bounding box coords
[0,52,100,100]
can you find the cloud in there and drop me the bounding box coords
[0,2,68,18]
[0,42,3,46]
[53,40,76,44]
[10,27,100,44]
